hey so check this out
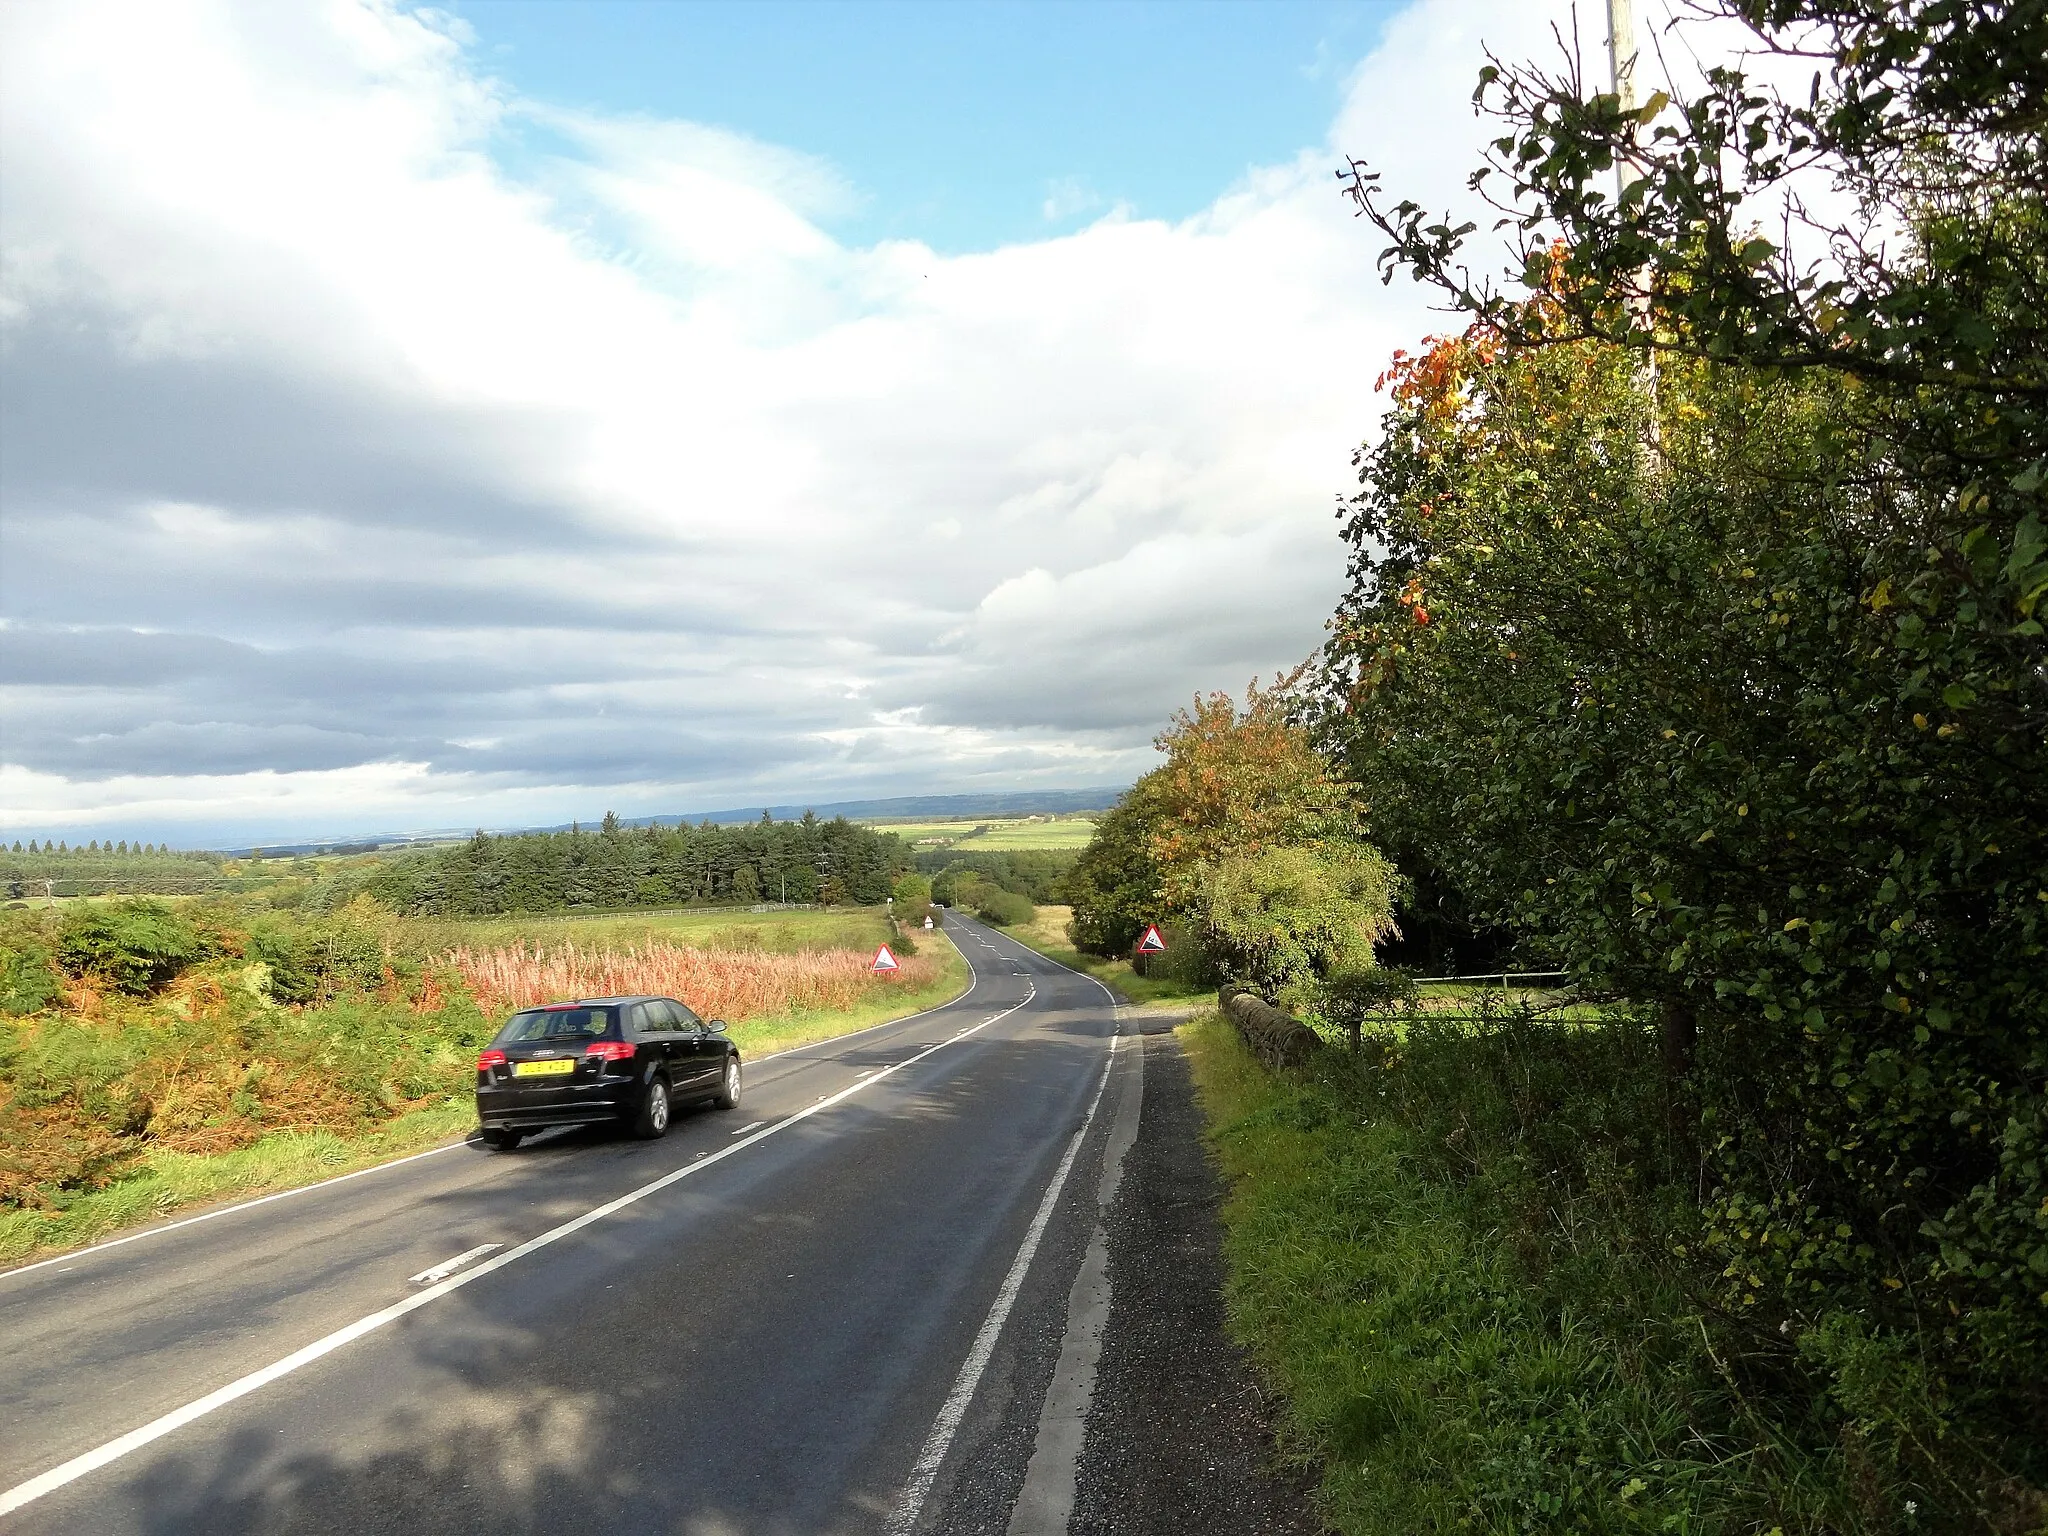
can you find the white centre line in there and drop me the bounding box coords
[0,984,1037,1517]
[406,1243,501,1287]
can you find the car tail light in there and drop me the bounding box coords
[477,1048,507,1072]
[585,1040,636,1062]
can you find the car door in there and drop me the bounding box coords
[667,998,721,1094]
[627,1001,679,1088]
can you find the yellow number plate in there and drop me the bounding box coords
[513,1058,577,1078]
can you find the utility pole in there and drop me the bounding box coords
[1606,0,1638,124]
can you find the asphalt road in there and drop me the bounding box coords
[0,917,1149,1536]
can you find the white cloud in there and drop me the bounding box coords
[0,0,1579,843]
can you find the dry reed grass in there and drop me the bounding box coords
[445,939,937,1021]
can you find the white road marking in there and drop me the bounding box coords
[0,939,983,1287]
[729,1120,767,1136]
[0,984,1038,1517]
[406,1243,501,1287]
[884,1027,1121,1536]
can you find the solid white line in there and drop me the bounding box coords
[884,1028,1120,1536]
[406,1243,501,1287]
[0,985,1038,1517]
[0,935,985,1286]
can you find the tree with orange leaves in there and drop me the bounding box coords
[1066,680,1396,992]
[1144,679,1363,909]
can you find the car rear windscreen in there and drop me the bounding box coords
[495,1006,616,1043]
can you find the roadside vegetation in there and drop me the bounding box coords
[999,904,1213,1008]
[0,891,961,1266]
[1068,6,2045,1529]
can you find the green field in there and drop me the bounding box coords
[864,816,1098,851]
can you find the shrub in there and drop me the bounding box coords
[0,910,63,1016]
[973,889,1034,927]
[1199,844,1398,996]
[1317,966,1417,1051]
[248,910,387,1005]
[55,901,204,995]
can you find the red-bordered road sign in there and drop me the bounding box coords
[1136,924,1166,953]
[872,944,900,972]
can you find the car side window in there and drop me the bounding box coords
[631,1002,667,1035]
[671,1000,704,1032]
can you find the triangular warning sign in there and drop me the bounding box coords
[872,944,901,972]
[1136,924,1166,953]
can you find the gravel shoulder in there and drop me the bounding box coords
[1068,1027,1323,1535]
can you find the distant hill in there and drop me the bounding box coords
[556,787,1129,831]
[211,788,1129,856]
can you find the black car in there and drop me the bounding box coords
[475,994,742,1149]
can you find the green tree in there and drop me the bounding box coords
[1198,843,1398,996]
[730,863,761,903]
[1063,787,1165,955]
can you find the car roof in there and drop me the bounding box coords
[513,995,663,1008]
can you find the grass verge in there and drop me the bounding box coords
[0,930,970,1272]
[1178,1010,1928,1535]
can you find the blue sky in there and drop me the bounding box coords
[451,0,1399,251]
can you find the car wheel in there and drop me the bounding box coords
[480,1128,522,1151]
[712,1055,742,1111]
[633,1075,671,1139]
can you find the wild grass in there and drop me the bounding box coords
[445,936,942,1020]
[0,916,970,1270]
[1181,1010,1928,1535]
[405,906,888,956]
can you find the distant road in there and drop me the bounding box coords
[0,917,1134,1535]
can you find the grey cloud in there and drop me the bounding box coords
[0,311,587,544]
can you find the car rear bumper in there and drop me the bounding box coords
[476,1082,636,1130]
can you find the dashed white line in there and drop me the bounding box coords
[406,1243,501,1287]
[729,1120,768,1136]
